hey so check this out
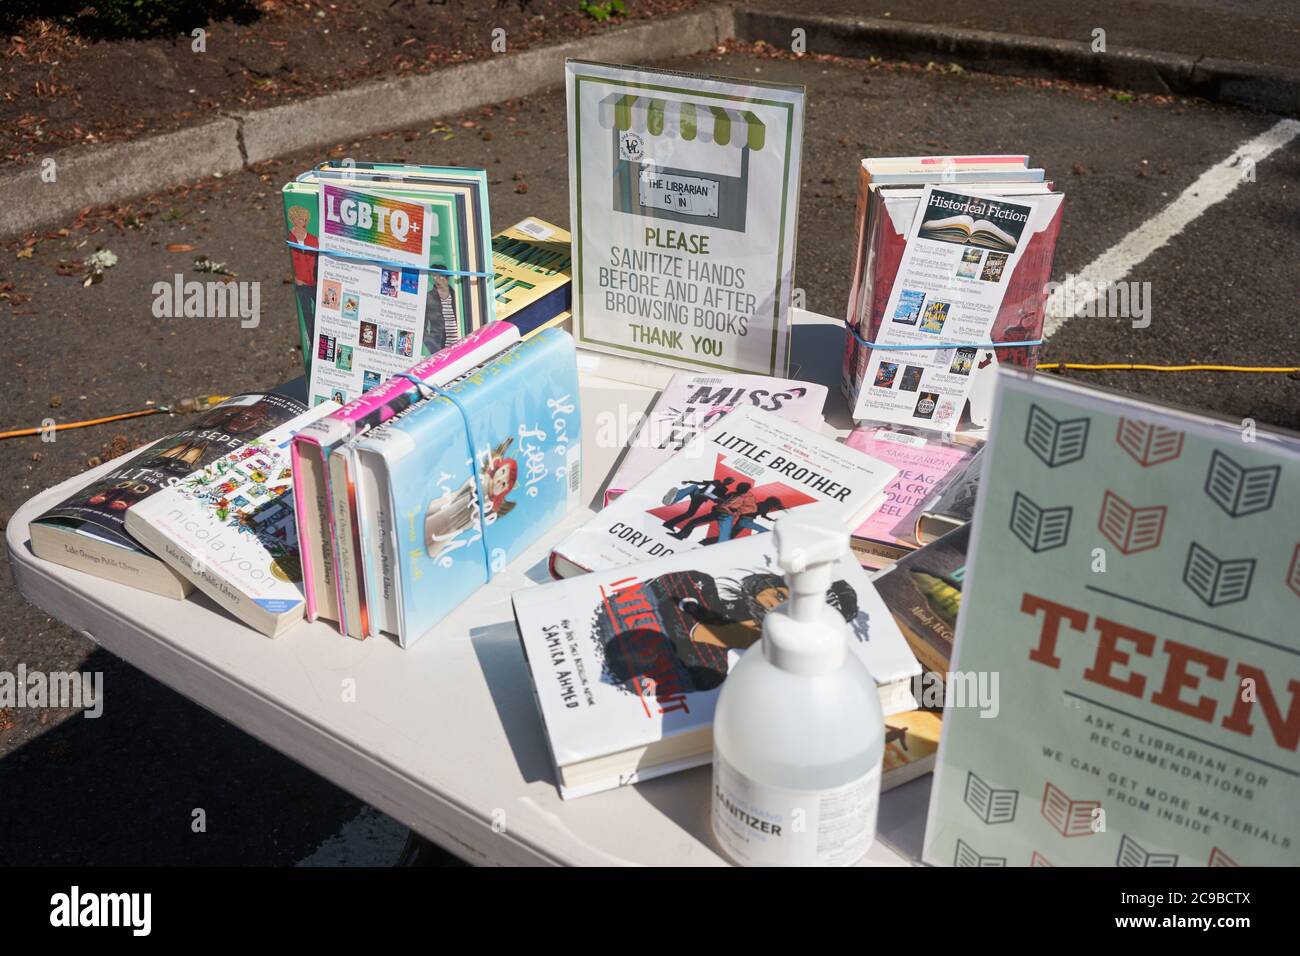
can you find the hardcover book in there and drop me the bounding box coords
[604,372,828,504]
[353,328,582,646]
[125,402,338,637]
[923,371,1300,866]
[30,391,308,598]
[550,404,898,578]
[291,321,520,625]
[282,162,493,380]
[492,217,572,331]
[513,533,922,798]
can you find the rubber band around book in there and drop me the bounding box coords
[848,323,1043,351]
[391,371,495,581]
[283,240,492,278]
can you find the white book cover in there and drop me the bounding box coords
[552,404,898,577]
[514,533,921,798]
[126,402,339,636]
[604,372,828,503]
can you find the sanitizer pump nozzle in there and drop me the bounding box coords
[711,503,885,867]
[763,504,853,676]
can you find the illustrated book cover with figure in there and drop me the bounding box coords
[550,404,897,579]
[514,532,921,798]
[352,328,582,646]
[30,391,308,598]
[282,162,493,381]
[291,321,520,629]
[871,523,970,677]
[924,371,1300,867]
[566,60,805,376]
[125,402,339,637]
[604,372,827,504]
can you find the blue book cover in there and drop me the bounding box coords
[358,328,581,646]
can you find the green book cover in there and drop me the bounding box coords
[924,371,1300,867]
[280,164,493,379]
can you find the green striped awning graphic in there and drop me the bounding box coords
[599,94,764,151]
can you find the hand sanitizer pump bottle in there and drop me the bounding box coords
[711,504,885,867]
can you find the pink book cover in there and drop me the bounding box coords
[603,372,828,505]
[844,427,974,549]
[291,320,520,619]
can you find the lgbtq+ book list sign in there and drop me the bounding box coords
[924,371,1300,867]
[566,60,805,377]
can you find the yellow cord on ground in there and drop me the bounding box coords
[0,395,232,441]
[1039,363,1300,374]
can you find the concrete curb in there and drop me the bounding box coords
[4,5,1298,240]
[0,6,735,240]
[736,11,1300,116]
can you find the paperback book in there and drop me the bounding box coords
[513,533,922,798]
[354,328,582,646]
[125,402,339,637]
[550,404,898,578]
[605,372,828,504]
[30,391,308,598]
[843,426,975,569]
[871,523,970,678]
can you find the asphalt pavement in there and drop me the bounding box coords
[0,42,1296,864]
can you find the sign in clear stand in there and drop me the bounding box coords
[566,60,806,382]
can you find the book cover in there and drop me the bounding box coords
[844,182,1061,423]
[882,709,943,792]
[31,392,308,597]
[550,405,898,578]
[291,321,520,624]
[513,533,921,798]
[604,372,828,504]
[915,445,985,544]
[492,217,572,331]
[282,162,493,379]
[125,402,338,636]
[923,371,1300,866]
[871,524,969,678]
[356,328,582,646]
[843,427,974,552]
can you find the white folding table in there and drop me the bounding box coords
[8,311,935,866]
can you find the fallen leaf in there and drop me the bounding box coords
[166,243,195,253]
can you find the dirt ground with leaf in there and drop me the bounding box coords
[0,0,705,166]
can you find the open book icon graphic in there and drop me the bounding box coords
[1117,834,1178,867]
[1183,542,1255,607]
[954,838,1006,867]
[1041,781,1100,837]
[1204,450,1280,517]
[919,214,1018,252]
[1010,492,1072,553]
[1025,404,1089,467]
[1098,490,1166,555]
[964,772,1019,824]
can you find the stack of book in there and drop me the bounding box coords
[281,161,496,405]
[842,155,1064,434]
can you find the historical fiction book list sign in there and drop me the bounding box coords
[566,60,805,377]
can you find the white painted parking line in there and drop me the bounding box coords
[295,806,408,867]
[1044,118,1300,339]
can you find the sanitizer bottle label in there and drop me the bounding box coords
[711,753,881,867]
